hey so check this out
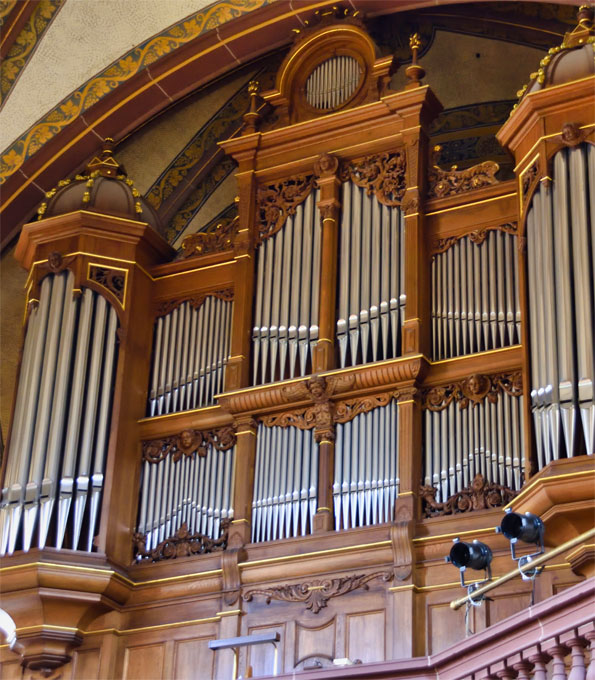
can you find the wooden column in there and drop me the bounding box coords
[312,153,341,375]
[229,415,258,545]
[313,436,335,533]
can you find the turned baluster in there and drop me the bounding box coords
[565,632,587,680]
[511,660,533,680]
[527,649,551,680]
[496,666,518,680]
[545,640,571,680]
[584,630,595,680]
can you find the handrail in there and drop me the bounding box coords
[450,525,595,610]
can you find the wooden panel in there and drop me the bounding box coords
[247,623,285,678]
[428,602,467,654]
[346,610,385,664]
[123,643,165,680]
[71,648,101,679]
[0,660,23,679]
[295,616,336,670]
[173,637,214,680]
[487,591,531,627]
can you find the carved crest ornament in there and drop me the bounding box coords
[133,519,230,562]
[422,372,523,411]
[142,426,236,464]
[243,571,393,614]
[420,474,517,518]
[428,146,499,199]
[180,215,239,258]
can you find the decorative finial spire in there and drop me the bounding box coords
[243,81,261,135]
[405,33,425,89]
[85,137,125,178]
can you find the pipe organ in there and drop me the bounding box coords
[1,272,119,555]
[251,425,317,542]
[337,184,405,367]
[252,190,321,384]
[526,145,595,462]
[2,8,594,677]
[431,229,521,360]
[148,295,234,416]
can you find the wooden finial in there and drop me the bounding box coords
[243,81,261,135]
[405,33,425,89]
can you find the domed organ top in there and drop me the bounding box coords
[37,138,162,232]
[515,6,594,106]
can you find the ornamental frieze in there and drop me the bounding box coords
[430,222,518,254]
[142,426,236,464]
[133,519,229,562]
[422,372,523,411]
[428,145,499,199]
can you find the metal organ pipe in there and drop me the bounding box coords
[251,425,317,542]
[305,56,362,110]
[423,394,524,502]
[527,145,595,462]
[147,296,233,416]
[252,191,321,384]
[337,182,405,368]
[0,273,119,555]
[431,231,521,360]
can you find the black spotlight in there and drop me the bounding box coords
[498,509,544,563]
[446,538,492,587]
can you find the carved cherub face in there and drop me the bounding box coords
[48,251,62,271]
[178,429,195,452]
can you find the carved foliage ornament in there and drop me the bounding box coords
[88,265,126,305]
[155,288,233,317]
[420,474,516,518]
[340,152,407,207]
[521,158,539,200]
[180,215,240,258]
[243,571,392,614]
[430,223,518,254]
[142,426,236,464]
[423,372,523,411]
[257,175,314,244]
[428,146,499,199]
[133,519,229,562]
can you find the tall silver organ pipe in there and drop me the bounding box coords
[148,296,233,416]
[527,144,595,462]
[1,273,119,555]
[136,444,235,552]
[423,394,524,502]
[337,182,405,368]
[333,401,399,530]
[432,231,521,360]
[253,190,321,385]
[251,425,317,542]
[305,56,362,110]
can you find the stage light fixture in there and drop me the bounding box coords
[446,538,492,587]
[497,509,545,580]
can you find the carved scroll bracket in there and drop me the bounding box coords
[142,426,236,464]
[155,288,233,318]
[243,571,393,614]
[422,372,523,411]
[340,151,406,206]
[391,496,414,581]
[256,174,314,245]
[420,474,517,518]
[428,146,499,199]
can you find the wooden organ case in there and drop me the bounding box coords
[1,9,593,680]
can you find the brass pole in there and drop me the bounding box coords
[450,526,595,610]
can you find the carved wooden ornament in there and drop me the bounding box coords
[133,519,229,562]
[428,146,499,198]
[256,175,315,244]
[180,215,239,258]
[340,152,406,206]
[142,426,236,464]
[155,288,233,317]
[243,571,393,614]
[423,372,523,411]
[430,223,518,254]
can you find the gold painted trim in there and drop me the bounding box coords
[232,518,250,525]
[216,609,242,617]
[518,152,541,214]
[513,122,595,173]
[413,526,496,544]
[564,544,594,562]
[88,616,221,637]
[316,507,332,512]
[241,540,391,568]
[429,345,521,366]
[425,193,516,217]
[137,404,220,424]
[504,469,595,509]
[237,429,257,436]
[16,624,80,634]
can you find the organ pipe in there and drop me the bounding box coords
[305,56,362,110]
[148,296,233,416]
[0,273,119,555]
[252,191,321,385]
[333,401,399,530]
[527,144,595,462]
[251,425,317,542]
[337,182,405,368]
[431,231,521,360]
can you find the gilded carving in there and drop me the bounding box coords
[422,372,523,411]
[133,519,229,562]
[88,265,127,305]
[180,216,239,258]
[243,572,393,614]
[428,146,499,198]
[155,288,233,317]
[256,174,315,244]
[340,152,407,206]
[142,426,236,464]
[420,474,517,518]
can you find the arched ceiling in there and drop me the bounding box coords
[0,0,578,250]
